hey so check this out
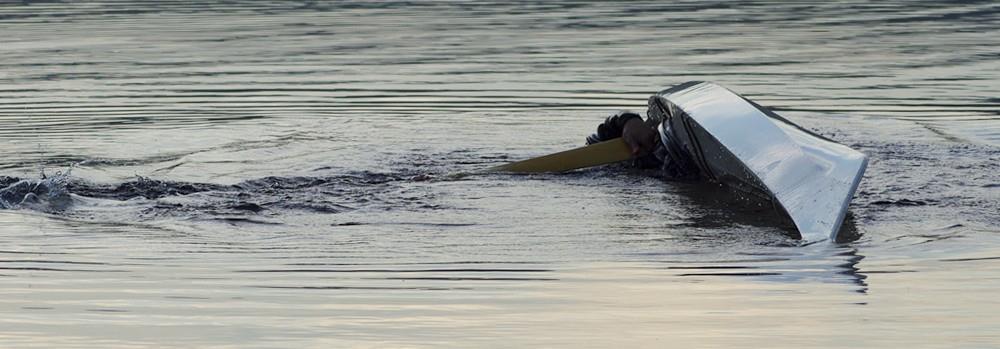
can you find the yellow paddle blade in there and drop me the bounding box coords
[488,138,633,173]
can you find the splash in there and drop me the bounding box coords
[0,169,73,212]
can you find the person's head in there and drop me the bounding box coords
[622,116,658,156]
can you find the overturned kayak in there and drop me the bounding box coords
[650,81,868,242]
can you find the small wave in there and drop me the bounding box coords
[1,169,444,224]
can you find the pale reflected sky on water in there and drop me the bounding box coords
[0,1,998,347]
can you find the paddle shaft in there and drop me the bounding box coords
[488,138,633,173]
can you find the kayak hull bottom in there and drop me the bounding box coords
[651,82,868,242]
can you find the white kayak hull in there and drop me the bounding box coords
[649,82,868,242]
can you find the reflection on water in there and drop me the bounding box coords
[1,1,999,347]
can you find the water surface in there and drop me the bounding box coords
[1,1,999,347]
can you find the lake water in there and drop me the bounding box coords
[1,1,998,347]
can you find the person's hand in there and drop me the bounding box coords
[622,118,657,157]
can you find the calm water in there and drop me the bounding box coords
[1,1,999,347]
